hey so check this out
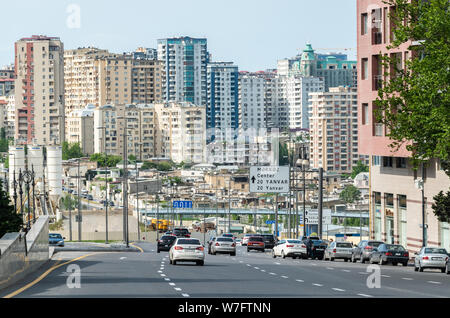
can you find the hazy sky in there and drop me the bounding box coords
[0,0,357,71]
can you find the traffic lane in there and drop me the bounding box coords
[160,250,362,297]
[237,248,450,297]
[7,251,181,298]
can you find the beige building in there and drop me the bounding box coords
[66,104,95,155]
[15,35,65,145]
[309,86,367,174]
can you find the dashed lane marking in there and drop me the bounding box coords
[358,293,373,298]
[312,284,323,287]
[296,279,304,283]
[332,288,345,292]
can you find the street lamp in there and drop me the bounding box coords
[117,115,129,248]
[97,126,109,244]
[135,142,142,242]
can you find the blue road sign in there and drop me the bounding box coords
[173,201,193,209]
[266,220,276,225]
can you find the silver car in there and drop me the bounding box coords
[414,247,449,273]
[211,237,236,256]
[324,241,353,261]
[169,238,205,266]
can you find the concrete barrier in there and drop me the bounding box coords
[0,216,49,291]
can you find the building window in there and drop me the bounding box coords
[361,58,368,80]
[362,103,369,125]
[374,192,381,205]
[385,193,394,208]
[361,13,368,35]
[396,157,407,168]
[372,156,381,166]
[398,195,407,209]
[382,156,393,167]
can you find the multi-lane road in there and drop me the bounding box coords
[2,242,449,298]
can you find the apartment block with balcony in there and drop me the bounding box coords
[357,0,449,252]
[66,104,95,155]
[15,35,65,145]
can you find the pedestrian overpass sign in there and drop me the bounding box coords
[250,166,290,194]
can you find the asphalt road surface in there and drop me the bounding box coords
[2,243,449,298]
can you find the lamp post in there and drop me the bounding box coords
[135,142,142,242]
[118,115,129,247]
[76,135,82,242]
[226,178,231,233]
[97,126,109,244]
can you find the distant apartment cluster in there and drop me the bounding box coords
[1,35,364,167]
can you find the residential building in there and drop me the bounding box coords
[309,86,367,174]
[207,62,239,142]
[238,72,266,131]
[14,35,65,145]
[66,104,95,155]
[0,78,14,96]
[157,37,208,105]
[357,0,450,252]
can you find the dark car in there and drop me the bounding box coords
[352,240,384,263]
[302,236,327,260]
[446,257,450,275]
[49,233,65,247]
[157,235,177,253]
[247,236,265,252]
[369,244,409,266]
[173,228,191,238]
[260,234,277,249]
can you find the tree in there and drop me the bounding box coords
[89,153,121,168]
[432,190,450,223]
[157,162,172,171]
[62,141,83,160]
[339,185,361,204]
[0,128,9,153]
[0,180,22,238]
[374,0,450,169]
[279,142,289,166]
[351,161,369,179]
[60,195,77,211]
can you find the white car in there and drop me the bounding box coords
[169,238,205,266]
[324,241,353,261]
[272,239,307,259]
[235,239,242,246]
[414,247,449,273]
[242,234,253,246]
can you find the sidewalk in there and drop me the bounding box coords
[53,242,141,253]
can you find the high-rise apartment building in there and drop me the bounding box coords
[309,86,367,173]
[238,72,266,131]
[157,37,208,105]
[357,0,449,251]
[206,62,239,142]
[15,35,65,145]
[66,104,95,155]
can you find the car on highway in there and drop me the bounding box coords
[169,238,205,266]
[414,247,449,273]
[222,233,236,240]
[173,227,191,238]
[446,257,450,275]
[247,236,265,252]
[302,236,327,260]
[324,241,353,262]
[235,238,242,246]
[210,237,236,256]
[157,235,177,253]
[260,234,276,249]
[369,244,409,266]
[351,240,384,263]
[49,233,65,247]
[272,239,306,259]
[242,234,253,246]
[207,237,216,254]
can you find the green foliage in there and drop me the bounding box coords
[279,142,289,166]
[62,141,84,161]
[141,161,157,170]
[0,180,22,237]
[339,185,361,204]
[60,195,77,211]
[157,162,172,171]
[49,219,64,231]
[89,153,122,168]
[432,190,450,223]
[375,0,450,168]
[0,128,10,153]
[351,161,369,179]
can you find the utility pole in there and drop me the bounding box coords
[421,163,427,247]
[318,167,323,239]
[275,194,278,239]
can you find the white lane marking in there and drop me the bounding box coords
[342,269,351,272]
[358,293,373,298]
[274,262,280,265]
[311,263,317,266]
[157,271,162,273]
[254,267,260,270]
[427,281,442,285]
[332,288,346,292]
[120,257,127,260]
[160,274,166,277]
[359,272,369,275]
[296,279,304,283]
[269,272,277,275]
[326,267,334,270]
[169,283,176,286]
[402,277,413,281]
[312,283,323,287]
[164,278,170,281]
[381,275,390,278]
[182,294,190,297]
[247,264,251,267]
[174,288,182,291]
[239,261,243,263]
[281,276,288,279]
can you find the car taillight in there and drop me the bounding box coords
[301,244,306,248]
[365,246,373,250]
[333,249,336,253]
[422,256,429,260]
[385,252,392,256]
[286,245,294,248]
[196,247,204,251]
[231,243,236,247]
[174,246,183,250]
[404,253,409,257]
[215,243,220,246]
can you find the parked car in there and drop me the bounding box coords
[302,236,327,260]
[414,247,449,273]
[247,236,265,252]
[324,241,353,261]
[242,234,253,246]
[211,237,236,256]
[272,239,306,259]
[49,233,65,247]
[260,234,277,249]
[351,240,384,263]
[157,235,177,253]
[169,238,205,266]
[369,244,409,266]
[86,194,93,200]
[173,227,191,238]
